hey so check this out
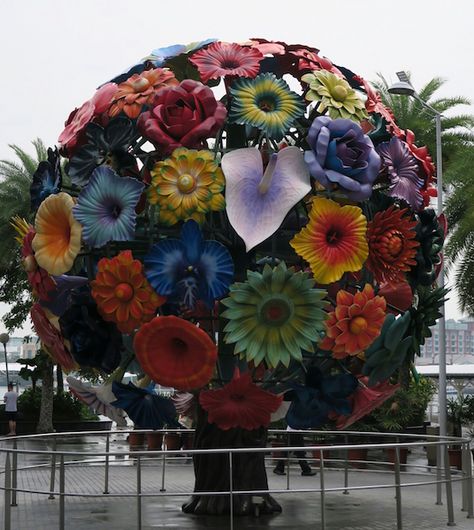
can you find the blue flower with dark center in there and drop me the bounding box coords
[72,166,144,248]
[30,147,62,211]
[144,220,234,309]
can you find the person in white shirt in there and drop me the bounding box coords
[4,383,18,436]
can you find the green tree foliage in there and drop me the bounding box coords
[0,140,48,331]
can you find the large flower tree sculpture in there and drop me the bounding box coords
[16,39,446,517]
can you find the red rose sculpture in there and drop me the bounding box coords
[138,79,227,153]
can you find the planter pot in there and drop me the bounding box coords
[128,431,146,452]
[347,447,368,469]
[448,448,462,470]
[384,447,408,466]
[146,432,163,451]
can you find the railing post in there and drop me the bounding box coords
[394,446,403,530]
[229,450,234,530]
[319,449,326,530]
[465,440,473,518]
[436,444,443,505]
[4,452,11,530]
[343,434,349,495]
[103,432,110,494]
[11,439,17,507]
[160,440,167,493]
[137,454,142,530]
[49,437,57,500]
[286,431,290,491]
[461,442,469,512]
[59,454,65,530]
[443,441,456,526]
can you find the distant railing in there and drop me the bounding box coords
[0,429,472,530]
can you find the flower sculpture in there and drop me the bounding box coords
[200,370,282,430]
[319,284,387,359]
[144,220,233,308]
[229,73,305,140]
[73,166,144,248]
[290,197,368,284]
[91,250,165,333]
[20,39,444,517]
[304,116,381,201]
[222,262,328,367]
[32,193,82,276]
[302,70,368,121]
[148,148,225,226]
[134,315,217,391]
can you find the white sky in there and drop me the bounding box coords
[0,0,472,334]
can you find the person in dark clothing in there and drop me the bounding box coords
[273,429,316,476]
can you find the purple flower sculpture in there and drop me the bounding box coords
[305,116,381,201]
[377,137,424,210]
[73,166,144,248]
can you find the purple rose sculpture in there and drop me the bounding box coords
[304,116,381,201]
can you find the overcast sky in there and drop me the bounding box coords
[0,0,472,334]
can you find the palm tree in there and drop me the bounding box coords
[374,75,474,184]
[0,139,48,329]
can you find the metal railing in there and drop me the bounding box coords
[0,429,472,530]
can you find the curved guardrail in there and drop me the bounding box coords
[0,429,472,530]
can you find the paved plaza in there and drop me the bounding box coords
[0,434,472,529]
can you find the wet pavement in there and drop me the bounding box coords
[0,434,472,529]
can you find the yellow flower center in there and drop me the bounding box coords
[177,174,196,193]
[331,85,348,102]
[349,316,368,335]
[131,78,151,93]
[114,282,134,301]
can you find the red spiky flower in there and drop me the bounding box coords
[366,206,419,283]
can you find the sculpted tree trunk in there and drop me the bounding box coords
[37,357,54,433]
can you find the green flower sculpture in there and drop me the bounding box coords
[302,69,368,121]
[222,262,328,368]
[229,73,305,140]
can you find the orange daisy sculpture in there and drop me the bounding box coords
[366,205,419,283]
[290,197,368,284]
[108,68,178,119]
[134,315,217,391]
[91,250,165,334]
[319,284,386,359]
[32,193,82,276]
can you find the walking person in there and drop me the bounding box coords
[4,382,18,436]
[273,426,316,476]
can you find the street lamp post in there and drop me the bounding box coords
[388,72,447,438]
[0,333,11,386]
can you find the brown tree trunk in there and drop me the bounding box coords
[37,358,54,433]
[182,406,281,516]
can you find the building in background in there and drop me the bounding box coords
[419,319,474,364]
[2,336,39,361]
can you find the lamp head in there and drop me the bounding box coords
[0,333,9,346]
[388,80,416,97]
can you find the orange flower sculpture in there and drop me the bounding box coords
[108,68,178,119]
[32,193,82,276]
[134,315,217,391]
[319,284,386,359]
[290,197,368,284]
[91,250,165,334]
[366,206,419,283]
